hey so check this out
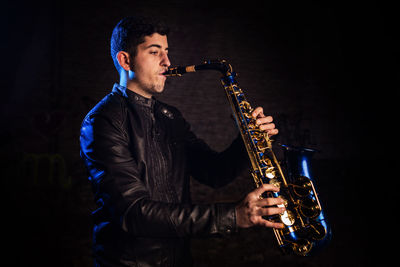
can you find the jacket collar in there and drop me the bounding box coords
[112,83,155,108]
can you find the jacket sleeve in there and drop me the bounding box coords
[80,113,237,238]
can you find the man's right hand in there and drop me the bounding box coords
[235,184,285,229]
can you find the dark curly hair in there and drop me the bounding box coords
[110,16,169,72]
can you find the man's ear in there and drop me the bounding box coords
[116,51,132,71]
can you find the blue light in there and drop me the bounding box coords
[227,75,235,84]
[289,230,298,241]
[319,219,328,230]
[301,157,310,178]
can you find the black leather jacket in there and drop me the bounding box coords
[80,84,249,266]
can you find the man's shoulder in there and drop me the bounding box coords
[82,92,127,126]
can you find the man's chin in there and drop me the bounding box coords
[154,83,166,94]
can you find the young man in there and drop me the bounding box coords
[80,16,285,267]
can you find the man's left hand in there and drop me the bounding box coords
[251,107,279,136]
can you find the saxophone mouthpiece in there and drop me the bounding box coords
[163,65,196,76]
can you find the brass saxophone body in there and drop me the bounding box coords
[164,60,332,256]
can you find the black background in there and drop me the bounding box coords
[1,0,396,266]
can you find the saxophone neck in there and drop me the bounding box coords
[197,59,233,75]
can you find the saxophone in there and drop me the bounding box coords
[164,59,332,256]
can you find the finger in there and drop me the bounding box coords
[266,128,279,136]
[259,207,286,217]
[262,219,285,229]
[255,116,273,125]
[252,184,280,198]
[252,107,264,119]
[252,215,285,229]
[259,123,275,131]
[258,197,285,207]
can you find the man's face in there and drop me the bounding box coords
[130,33,170,97]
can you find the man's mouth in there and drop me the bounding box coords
[160,68,169,76]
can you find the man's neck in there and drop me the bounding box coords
[119,71,152,99]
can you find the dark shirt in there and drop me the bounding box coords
[80,84,249,266]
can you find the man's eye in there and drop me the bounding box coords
[150,51,158,55]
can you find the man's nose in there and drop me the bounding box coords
[161,52,171,67]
